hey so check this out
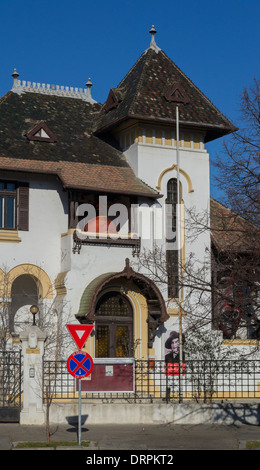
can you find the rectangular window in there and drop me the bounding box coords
[0,181,29,231]
[0,182,16,229]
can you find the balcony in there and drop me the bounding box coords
[72,228,140,255]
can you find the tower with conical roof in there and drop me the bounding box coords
[94,26,235,183]
[94,27,236,319]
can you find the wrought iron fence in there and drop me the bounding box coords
[0,350,22,408]
[42,359,260,403]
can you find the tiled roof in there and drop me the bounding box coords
[210,198,260,253]
[0,156,158,196]
[95,49,237,142]
[0,42,237,197]
[0,91,159,197]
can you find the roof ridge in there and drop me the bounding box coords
[97,51,149,120]
[128,49,153,115]
[116,50,148,89]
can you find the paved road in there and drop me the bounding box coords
[0,422,259,451]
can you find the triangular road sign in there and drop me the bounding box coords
[66,324,94,350]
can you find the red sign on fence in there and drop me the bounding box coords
[165,362,186,376]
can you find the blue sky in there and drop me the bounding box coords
[0,0,259,200]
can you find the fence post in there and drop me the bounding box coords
[19,325,46,425]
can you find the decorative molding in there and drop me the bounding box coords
[0,230,21,243]
[54,271,68,297]
[167,306,186,316]
[163,82,190,105]
[11,71,96,104]
[76,258,169,349]
[222,339,260,346]
[6,264,53,299]
[156,164,194,193]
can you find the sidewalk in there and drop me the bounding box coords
[0,422,259,450]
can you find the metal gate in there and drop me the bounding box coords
[0,350,22,422]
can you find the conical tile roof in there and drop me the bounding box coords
[95,46,236,143]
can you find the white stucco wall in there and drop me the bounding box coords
[1,174,67,282]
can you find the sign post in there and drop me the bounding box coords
[78,377,81,446]
[66,324,94,446]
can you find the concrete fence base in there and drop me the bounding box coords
[46,402,260,427]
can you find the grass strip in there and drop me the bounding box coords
[14,441,90,449]
[246,441,260,449]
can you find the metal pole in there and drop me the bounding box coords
[78,378,81,446]
[176,106,183,402]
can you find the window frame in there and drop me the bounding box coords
[166,178,179,299]
[0,180,29,232]
[0,181,17,230]
[95,292,134,358]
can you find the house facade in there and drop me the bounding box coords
[0,27,258,372]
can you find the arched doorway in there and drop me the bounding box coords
[76,259,169,355]
[95,291,133,358]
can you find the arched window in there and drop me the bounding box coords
[95,292,133,358]
[166,178,179,298]
[10,274,39,333]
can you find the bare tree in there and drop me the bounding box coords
[212,77,260,341]
[214,77,260,226]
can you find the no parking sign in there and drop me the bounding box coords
[67,350,93,378]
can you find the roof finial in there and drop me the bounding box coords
[86,77,93,89]
[85,78,96,104]
[147,25,161,53]
[12,68,19,80]
[12,68,19,84]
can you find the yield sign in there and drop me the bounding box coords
[66,324,94,350]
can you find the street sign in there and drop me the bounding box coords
[67,350,94,378]
[66,324,94,350]
[66,325,94,447]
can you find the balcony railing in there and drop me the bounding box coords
[72,229,141,255]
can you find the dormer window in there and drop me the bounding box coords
[163,82,190,105]
[26,121,57,142]
[104,87,125,112]
[104,89,120,112]
[34,128,49,138]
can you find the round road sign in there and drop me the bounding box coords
[67,351,93,378]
